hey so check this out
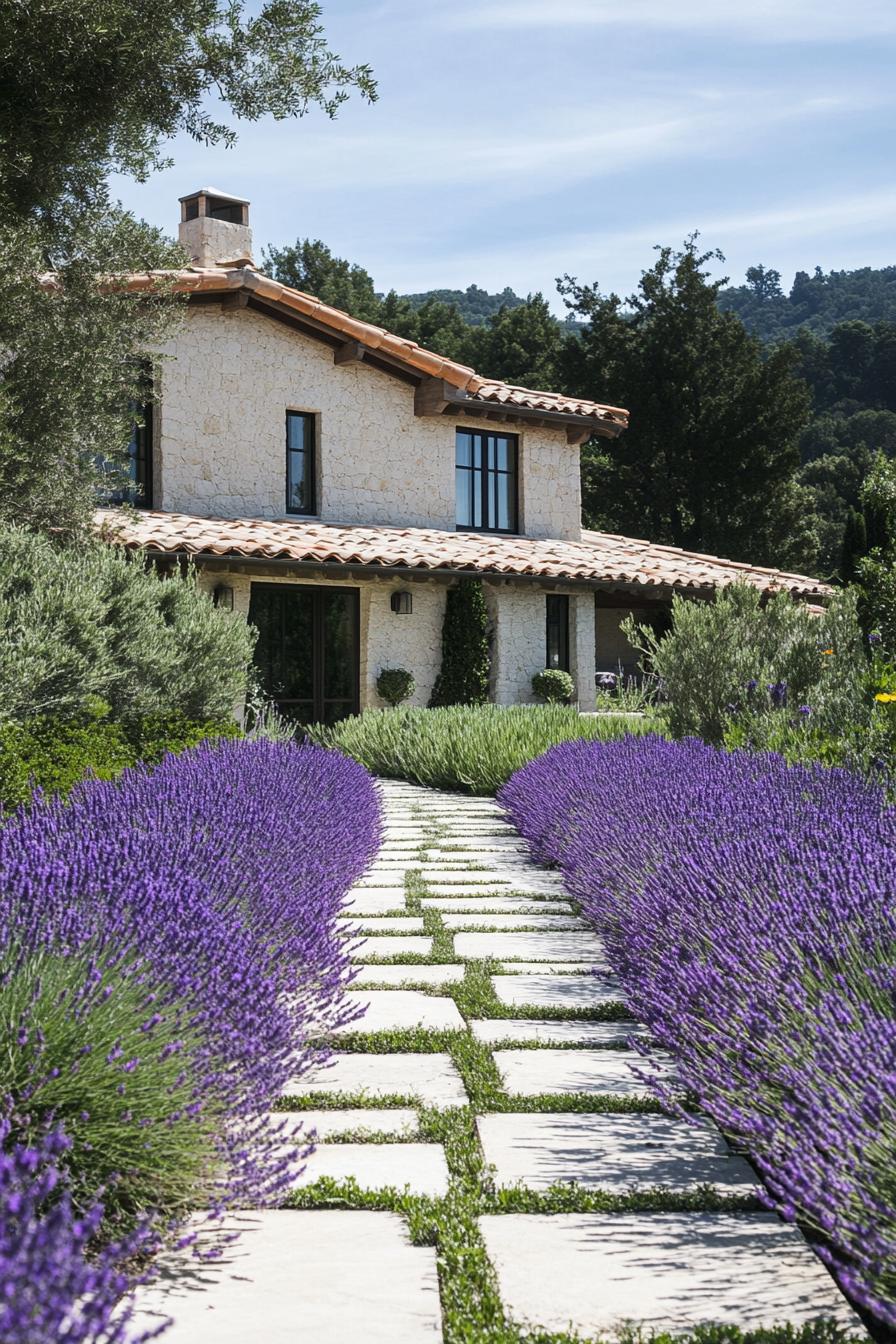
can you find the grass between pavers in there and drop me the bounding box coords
[286,814,857,1344]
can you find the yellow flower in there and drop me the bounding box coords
[875,692,896,703]
[821,648,834,656]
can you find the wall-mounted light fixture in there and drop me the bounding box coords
[390,590,413,615]
[213,583,234,611]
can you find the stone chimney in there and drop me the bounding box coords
[178,188,253,268]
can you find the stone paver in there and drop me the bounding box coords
[456,932,606,961]
[334,990,465,1033]
[340,916,425,933]
[128,1212,443,1342]
[350,936,433,961]
[478,1213,863,1333]
[495,961,602,975]
[344,890,407,914]
[290,1143,449,1197]
[477,1114,757,1192]
[470,1018,646,1046]
[492,973,624,1007]
[273,1109,418,1138]
[421,897,573,913]
[284,1052,467,1105]
[351,964,466,986]
[441,913,586,930]
[494,1048,675,1097]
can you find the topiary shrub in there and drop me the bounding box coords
[532,668,575,704]
[376,667,416,707]
[429,578,491,707]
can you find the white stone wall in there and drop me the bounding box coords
[156,305,582,539]
[197,567,445,710]
[487,583,595,708]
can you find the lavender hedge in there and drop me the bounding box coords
[1,738,379,1341]
[500,736,896,1326]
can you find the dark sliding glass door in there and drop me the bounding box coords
[249,583,360,725]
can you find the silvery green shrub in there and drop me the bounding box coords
[0,524,254,722]
[623,582,866,744]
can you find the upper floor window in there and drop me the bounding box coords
[546,595,570,671]
[455,429,517,533]
[286,411,317,515]
[100,369,153,508]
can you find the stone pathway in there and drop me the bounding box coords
[129,778,864,1342]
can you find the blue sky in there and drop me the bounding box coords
[111,0,896,312]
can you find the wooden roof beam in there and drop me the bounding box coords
[334,339,366,366]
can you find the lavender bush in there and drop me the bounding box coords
[1,738,379,1338]
[501,736,896,1325]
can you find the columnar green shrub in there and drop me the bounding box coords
[0,524,254,723]
[531,668,574,703]
[428,578,491,707]
[376,667,415,706]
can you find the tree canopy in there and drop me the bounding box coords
[0,0,376,219]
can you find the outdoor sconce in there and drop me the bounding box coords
[390,590,413,614]
[213,583,234,611]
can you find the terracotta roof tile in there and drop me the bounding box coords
[112,266,628,432]
[95,509,830,600]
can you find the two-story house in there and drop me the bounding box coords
[98,188,830,724]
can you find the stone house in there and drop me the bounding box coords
[99,188,830,723]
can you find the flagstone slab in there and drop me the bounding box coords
[492,974,624,1007]
[494,962,602,976]
[127,1211,443,1343]
[441,913,587,931]
[284,1053,467,1105]
[340,916,425,933]
[421,898,574,914]
[470,1018,646,1046]
[455,932,606,961]
[478,1213,862,1334]
[334,990,465,1033]
[476,1114,757,1191]
[290,1143,449,1197]
[272,1109,418,1139]
[350,936,433,961]
[352,964,466,986]
[344,891,408,914]
[494,1048,674,1097]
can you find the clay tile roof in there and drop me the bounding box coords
[119,266,629,433]
[95,509,831,600]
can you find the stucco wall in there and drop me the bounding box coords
[156,305,582,540]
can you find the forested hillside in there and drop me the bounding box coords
[264,236,896,581]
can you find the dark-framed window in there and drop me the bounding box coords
[546,595,570,671]
[455,428,517,533]
[101,368,153,508]
[286,411,317,515]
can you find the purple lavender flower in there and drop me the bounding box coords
[869,632,882,645]
[500,736,896,1327]
[767,680,788,709]
[798,705,812,717]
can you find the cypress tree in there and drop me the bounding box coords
[429,579,491,707]
[840,509,868,585]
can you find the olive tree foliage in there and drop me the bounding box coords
[0,208,186,535]
[624,583,866,745]
[0,524,254,722]
[0,0,376,219]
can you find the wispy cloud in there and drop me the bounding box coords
[443,0,896,42]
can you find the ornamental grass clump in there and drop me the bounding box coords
[312,703,653,794]
[500,736,896,1326]
[1,737,379,1335]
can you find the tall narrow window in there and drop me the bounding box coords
[455,429,517,533]
[286,411,316,515]
[126,398,153,508]
[545,595,570,671]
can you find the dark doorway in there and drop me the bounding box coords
[249,583,360,725]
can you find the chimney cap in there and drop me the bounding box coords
[178,186,250,205]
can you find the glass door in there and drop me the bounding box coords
[249,583,360,725]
